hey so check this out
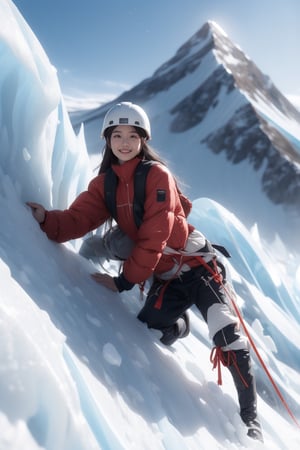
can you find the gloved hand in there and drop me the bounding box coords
[26,202,46,224]
[91,272,119,292]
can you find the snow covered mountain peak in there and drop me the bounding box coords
[174,21,300,126]
[210,25,300,124]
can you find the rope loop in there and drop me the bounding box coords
[210,346,226,385]
[210,347,249,387]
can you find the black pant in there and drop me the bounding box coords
[138,265,258,426]
[138,265,239,347]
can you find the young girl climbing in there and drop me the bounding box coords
[27,101,263,442]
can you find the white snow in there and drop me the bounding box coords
[0,1,300,449]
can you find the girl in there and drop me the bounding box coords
[27,102,262,442]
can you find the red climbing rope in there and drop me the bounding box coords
[195,255,300,429]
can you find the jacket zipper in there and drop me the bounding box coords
[125,182,133,223]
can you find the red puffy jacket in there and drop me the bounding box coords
[41,157,198,284]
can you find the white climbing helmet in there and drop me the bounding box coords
[101,102,151,139]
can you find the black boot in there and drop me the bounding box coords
[226,349,263,442]
[160,312,190,346]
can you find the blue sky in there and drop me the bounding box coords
[13,0,300,106]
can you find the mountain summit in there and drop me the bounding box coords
[72,21,300,251]
[207,21,300,121]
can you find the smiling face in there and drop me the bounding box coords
[109,125,143,163]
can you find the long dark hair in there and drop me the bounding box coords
[98,126,166,175]
[98,125,190,209]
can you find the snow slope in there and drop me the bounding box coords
[1,1,300,449]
